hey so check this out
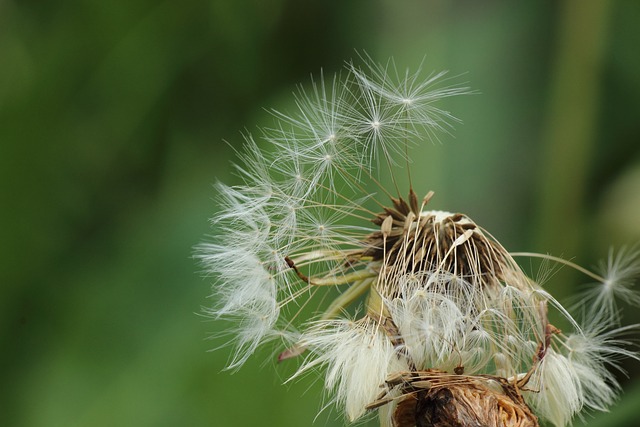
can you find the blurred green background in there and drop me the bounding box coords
[2,1,640,426]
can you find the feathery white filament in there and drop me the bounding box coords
[295,319,409,421]
[577,246,640,321]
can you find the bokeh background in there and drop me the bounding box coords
[2,1,640,426]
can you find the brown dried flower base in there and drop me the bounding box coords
[371,371,538,427]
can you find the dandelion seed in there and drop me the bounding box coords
[198,57,639,426]
[576,245,640,321]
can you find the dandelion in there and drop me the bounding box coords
[197,57,640,426]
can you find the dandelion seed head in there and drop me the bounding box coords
[199,56,639,426]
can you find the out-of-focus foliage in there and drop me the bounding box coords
[1,1,638,426]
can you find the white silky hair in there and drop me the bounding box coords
[386,271,548,377]
[522,309,640,427]
[525,349,582,427]
[293,318,409,421]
